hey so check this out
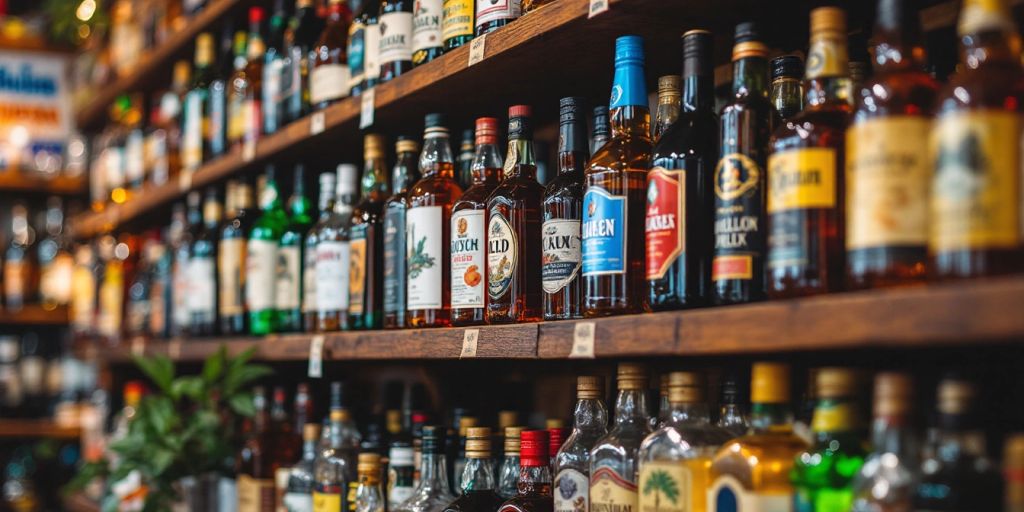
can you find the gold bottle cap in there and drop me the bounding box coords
[329,409,344,422]
[810,6,846,37]
[357,452,382,480]
[617,363,648,391]
[751,362,790,404]
[466,427,492,458]
[732,40,768,61]
[657,75,681,102]
[303,423,322,441]
[806,7,849,80]
[937,378,975,415]
[504,426,524,454]
[959,0,1016,36]
[815,368,859,399]
[498,411,519,429]
[458,417,479,437]
[364,134,386,159]
[873,372,913,419]
[196,33,215,66]
[667,371,703,404]
[173,60,191,89]
[396,139,420,154]
[545,418,565,429]
[576,376,604,400]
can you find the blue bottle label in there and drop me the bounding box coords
[582,187,627,276]
[609,64,647,110]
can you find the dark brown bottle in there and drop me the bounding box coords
[443,427,504,512]
[383,138,422,329]
[496,430,552,512]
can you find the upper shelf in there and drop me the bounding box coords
[0,171,85,195]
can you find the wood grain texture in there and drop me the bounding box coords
[0,172,85,194]
[0,305,69,325]
[0,419,80,439]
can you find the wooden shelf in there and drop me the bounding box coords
[0,305,69,326]
[93,276,1024,364]
[62,493,100,512]
[0,171,85,194]
[0,419,80,439]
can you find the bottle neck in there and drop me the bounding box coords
[681,73,712,113]
[471,142,504,185]
[362,155,390,199]
[260,179,282,212]
[732,56,769,100]
[517,464,551,497]
[609,106,651,142]
[750,402,793,433]
[303,437,318,460]
[421,134,455,179]
[871,413,914,455]
[573,397,608,431]
[962,28,1023,69]
[461,456,496,492]
[506,137,536,179]
[811,397,861,436]
[613,388,648,426]
[414,451,450,494]
[667,402,711,424]
[557,118,589,176]
[335,188,356,214]
[805,35,851,108]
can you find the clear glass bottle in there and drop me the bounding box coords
[389,444,417,505]
[444,427,503,512]
[852,372,918,512]
[497,426,524,500]
[589,363,650,512]
[355,453,386,512]
[553,376,607,512]
[497,430,552,512]
[716,374,749,438]
[315,409,354,510]
[393,425,457,512]
[315,164,359,332]
[38,197,73,311]
[285,423,322,511]
[382,137,422,329]
[304,173,335,332]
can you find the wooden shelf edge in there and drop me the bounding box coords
[0,305,69,326]
[0,171,86,194]
[62,493,101,512]
[0,419,81,439]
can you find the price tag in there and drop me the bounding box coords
[569,322,596,358]
[310,111,326,135]
[308,335,325,378]
[130,336,146,357]
[588,0,609,18]
[460,329,479,358]
[360,89,375,129]
[168,338,183,360]
[242,140,256,162]
[468,35,487,66]
[178,170,193,192]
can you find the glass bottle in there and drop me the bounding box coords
[451,118,502,326]
[713,23,772,305]
[355,453,386,512]
[238,388,277,511]
[285,423,323,512]
[851,373,917,512]
[767,7,851,298]
[444,427,503,512]
[590,106,610,156]
[227,29,250,150]
[248,166,289,335]
[846,0,938,290]
[498,427,524,500]
[406,114,463,328]
[553,376,607,512]
[453,416,481,491]
[457,129,476,191]
[379,0,414,81]
[350,134,391,330]
[653,374,669,429]
[542,97,588,321]
[497,430,552,512]
[390,444,417,505]
[3,203,36,311]
[475,0,519,36]
[770,55,805,125]
[278,165,314,333]
[37,197,72,310]
[263,0,288,136]
[361,0,383,92]
[312,0,352,110]
[209,26,237,158]
[412,0,443,66]
[653,75,681,142]
[486,105,545,323]
[241,7,266,152]
[305,173,336,332]
[220,180,255,335]
[315,408,356,511]
[929,0,1024,279]
[188,186,221,336]
[383,137,422,328]
[442,0,474,51]
[1006,435,1024,512]
[170,200,193,337]
[393,426,457,512]
[316,164,360,332]
[347,0,368,96]
[716,374,749,438]
[182,32,215,173]
[287,0,324,121]
[647,30,717,311]
[582,36,651,317]
[590,363,651,512]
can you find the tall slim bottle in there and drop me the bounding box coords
[182,33,215,172]
[582,36,651,317]
[305,173,336,332]
[209,25,236,158]
[350,135,391,330]
[411,0,443,66]
[311,0,352,110]
[442,0,474,51]
[278,165,314,332]
[247,166,289,335]
[851,373,918,511]
[241,7,266,152]
[497,427,523,499]
[188,186,221,336]
[379,0,414,81]
[172,193,201,336]
[263,0,288,135]
[287,0,324,121]
[347,0,368,95]
[315,408,355,511]
[383,138,422,328]
[590,106,610,156]
[316,164,359,332]
[589,364,650,512]
[220,180,255,334]
[553,377,607,512]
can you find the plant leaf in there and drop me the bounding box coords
[171,376,206,401]
[225,364,274,395]
[201,346,226,384]
[228,392,256,417]
[133,354,175,395]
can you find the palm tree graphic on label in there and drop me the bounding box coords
[642,470,679,511]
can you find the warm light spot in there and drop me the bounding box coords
[78,24,91,39]
[76,0,97,21]
[9,125,29,148]
[115,243,129,260]
[111,188,128,204]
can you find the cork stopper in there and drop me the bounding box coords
[815,368,858,399]
[465,427,492,459]
[667,371,703,404]
[617,363,647,391]
[364,134,385,159]
[498,411,518,429]
[357,453,382,483]
[751,362,790,404]
[458,417,479,437]
[577,376,604,400]
[545,418,565,429]
[811,7,846,37]
[396,137,420,154]
[504,426,524,454]
[303,423,322,441]
[937,378,975,415]
[657,75,681,104]
[873,372,913,419]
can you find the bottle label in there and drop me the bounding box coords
[930,110,1021,251]
[487,210,518,299]
[767,148,837,212]
[238,474,275,512]
[707,475,792,512]
[275,245,301,310]
[365,22,381,81]
[388,485,414,505]
[413,0,444,52]
[846,116,930,250]
[302,242,318,313]
[243,98,261,144]
[380,12,414,64]
[172,256,190,327]
[442,0,474,41]
[182,90,204,170]
[645,166,684,280]
[640,459,714,512]
[555,468,589,512]
[263,58,284,124]
[383,205,406,314]
[219,238,246,316]
[476,0,520,27]
[542,218,581,293]
[582,187,627,276]
[284,492,313,512]
[348,231,367,315]
[590,467,638,512]
[311,491,342,512]
[810,401,860,432]
[245,239,277,312]
[310,64,351,105]
[187,255,216,315]
[451,209,486,307]
[713,153,763,282]
[406,206,444,310]
[209,81,227,154]
[71,260,96,330]
[348,21,367,87]
[316,241,351,311]
[806,36,848,80]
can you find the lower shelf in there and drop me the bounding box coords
[0,419,81,439]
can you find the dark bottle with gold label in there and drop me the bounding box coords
[647,30,717,310]
[383,137,422,329]
[349,134,391,330]
[846,0,938,290]
[929,0,1024,279]
[767,7,851,298]
[713,22,772,305]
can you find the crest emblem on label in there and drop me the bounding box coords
[487,211,517,299]
[715,153,760,200]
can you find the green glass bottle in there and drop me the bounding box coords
[277,164,314,332]
[247,165,289,335]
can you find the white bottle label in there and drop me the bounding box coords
[413,0,444,52]
[246,239,278,311]
[406,206,443,310]
[302,243,318,313]
[284,492,313,512]
[486,211,517,300]
[542,219,581,294]
[365,22,381,82]
[181,90,203,171]
[476,0,520,27]
[316,241,351,311]
[450,209,485,308]
[554,469,589,512]
[379,12,413,64]
[275,245,301,310]
[310,63,351,105]
[187,256,216,314]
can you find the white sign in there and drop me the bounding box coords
[0,50,72,171]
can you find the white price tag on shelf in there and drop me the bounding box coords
[310,111,326,135]
[131,336,146,357]
[242,140,256,162]
[308,335,325,378]
[569,322,596,358]
[168,338,183,360]
[360,89,376,129]
[460,329,479,358]
[588,0,609,18]
[468,35,487,66]
[178,170,193,192]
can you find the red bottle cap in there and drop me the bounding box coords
[249,6,264,23]
[508,105,532,119]
[475,117,499,145]
[547,427,568,457]
[519,430,550,467]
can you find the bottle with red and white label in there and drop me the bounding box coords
[311,0,352,110]
[496,430,552,512]
[475,0,520,36]
[314,163,360,332]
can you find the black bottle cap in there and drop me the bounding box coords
[682,29,713,78]
[734,22,759,43]
[592,106,609,135]
[771,55,804,81]
[508,105,532,140]
[559,96,586,125]
[421,425,446,453]
[461,128,474,141]
[424,113,446,129]
[330,381,345,409]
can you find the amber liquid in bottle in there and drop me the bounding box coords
[312,0,351,110]
[383,138,422,329]
[241,7,265,152]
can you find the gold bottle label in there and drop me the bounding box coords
[312,491,342,512]
[442,0,474,40]
[767,148,837,212]
[639,461,695,512]
[591,466,638,512]
[348,236,367,315]
[805,36,847,79]
[811,402,860,432]
[219,238,247,316]
[237,474,275,512]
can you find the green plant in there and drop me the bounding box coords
[67,346,273,512]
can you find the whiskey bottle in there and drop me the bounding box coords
[590,106,609,155]
[847,0,938,290]
[444,427,503,512]
[457,129,476,191]
[412,0,443,66]
[209,26,237,158]
[242,7,266,152]
[305,172,336,332]
[652,75,680,142]
[316,408,356,511]
[182,32,215,173]
[770,55,804,125]
[647,30,717,310]
[589,363,650,512]
[498,426,524,499]
[851,373,917,512]
[497,430,552,512]
[227,30,250,151]
[347,0,368,95]
[248,166,289,335]
[583,36,651,317]
[452,118,503,326]
[383,137,422,329]
[263,0,288,135]
[188,186,221,336]
[350,134,391,330]
[475,0,519,36]
[285,423,323,511]
[362,0,383,92]
[172,193,201,337]
[38,197,72,310]
[393,426,456,512]
[238,388,277,511]
[220,180,255,335]
[713,22,772,305]
[379,0,414,81]
[442,0,474,50]
[312,0,352,110]
[929,0,1024,279]
[286,0,324,121]
[3,204,36,311]
[542,97,588,321]
[279,165,314,333]
[767,7,851,298]
[406,114,463,328]
[553,377,607,512]
[389,445,417,504]
[487,105,545,323]
[316,164,360,332]
[355,453,386,512]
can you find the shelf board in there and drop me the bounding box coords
[0,305,69,326]
[62,493,100,512]
[94,277,1024,363]
[0,171,85,194]
[0,419,80,439]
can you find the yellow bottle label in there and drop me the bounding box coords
[639,459,713,512]
[312,491,342,512]
[442,0,474,40]
[806,36,848,79]
[591,467,638,512]
[930,110,1022,251]
[348,236,366,315]
[845,116,932,250]
[810,402,860,432]
[767,148,837,212]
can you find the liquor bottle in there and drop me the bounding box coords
[707,363,808,509]
[70,241,98,337]
[37,197,72,310]
[716,374,749,438]
[770,55,804,125]
[1007,435,1024,512]
[381,137,420,329]
[362,0,383,92]
[442,0,473,50]
[913,378,1002,510]
[209,25,237,159]
[238,388,277,511]
[851,373,917,512]
[316,164,360,332]
[226,30,249,151]
[389,444,417,504]
[553,377,607,512]
[125,235,154,337]
[451,119,501,326]
[497,430,552,512]
[248,166,289,335]
[930,0,1024,279]
[172,194,200,337]
[286,423,323,511]
[652,374,669,429]
[379,0,413,81]
[590,106,609,155]
[457,129,476,190]
[263,0,288,135]
[350,134,391,330]
[3,203,36,310]
[582,36,651,317]
[315,408,356,511]
[312,0,352,110]
[406,114,463,328]
[243,7,266,151]
[497,426,523,499]
[272,386,304,504]
[647,30,717,311]
[486,105,545,323]
[182,32,215,173]
[445,427,503,512]
[278,164,314,333]
[221,180,255,335]
[542,98,588,321]
[475,0,518,36]
[412,0,443,66]
[348,0,367,95]
[453,416,480,490]
[713,22,772,305]
[847,0,938,290]
[767,7,851,298]
[652,75,680,142]
[305,172,337,332]
[188,186,221,336]
[354,453,385,512]
[393,426,456,512]
[589,363,650,512]
[287,0,324,121]
[792,368,867,510]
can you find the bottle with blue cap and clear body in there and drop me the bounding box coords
[581,35,652,317]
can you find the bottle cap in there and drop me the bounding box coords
[577,375,604,400]
[682,30,713,78]
[458,416,479,436]
[937,378,975,415]
[460,129,475,147]
[249,6,264,22]
[389,445,414,465]
[592,106,610,136]
[732,23,768,61]
[958,0,1016,35]
[668,371,703,404]
[196,33,215,64]
[503,426,524,454]
[547,427,567,457]
[657,75,681,100]
[498,411,519,429]
[734,21,759,43]
[614,35,645,66]
[616,362,647,391]
[396,137,420,154]
[810,6,846,37]
[875,0,918,36]
[816,368,859,399]
[424,113,447,130]
[545,418,565,429]
[421,425,445,454]
[364,134,385,159]
[751,362,790,404]
[771,55,804,81]
[357,453,382,481]
[475,117,499,145]
[465,427,492,458]
[873,372,913,419]
[559,97,585,125]
[519,430,550,467]
[336,163,358,195]
[303,423,321,441]
[507,106,532,140]
[509,104,532,118]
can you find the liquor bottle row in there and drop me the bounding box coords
[0,333,99,419]
[0,198,74,312]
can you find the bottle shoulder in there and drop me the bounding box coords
[488,177,546,206]
[454,181,500,211]
[586,137,652,174]
[770,106,851,150]
[937,63,1024,113]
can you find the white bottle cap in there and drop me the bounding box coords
[336,163,358,195]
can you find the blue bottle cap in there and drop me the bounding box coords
[614,35,644,66]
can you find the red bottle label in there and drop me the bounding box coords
[645,166,684,280]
